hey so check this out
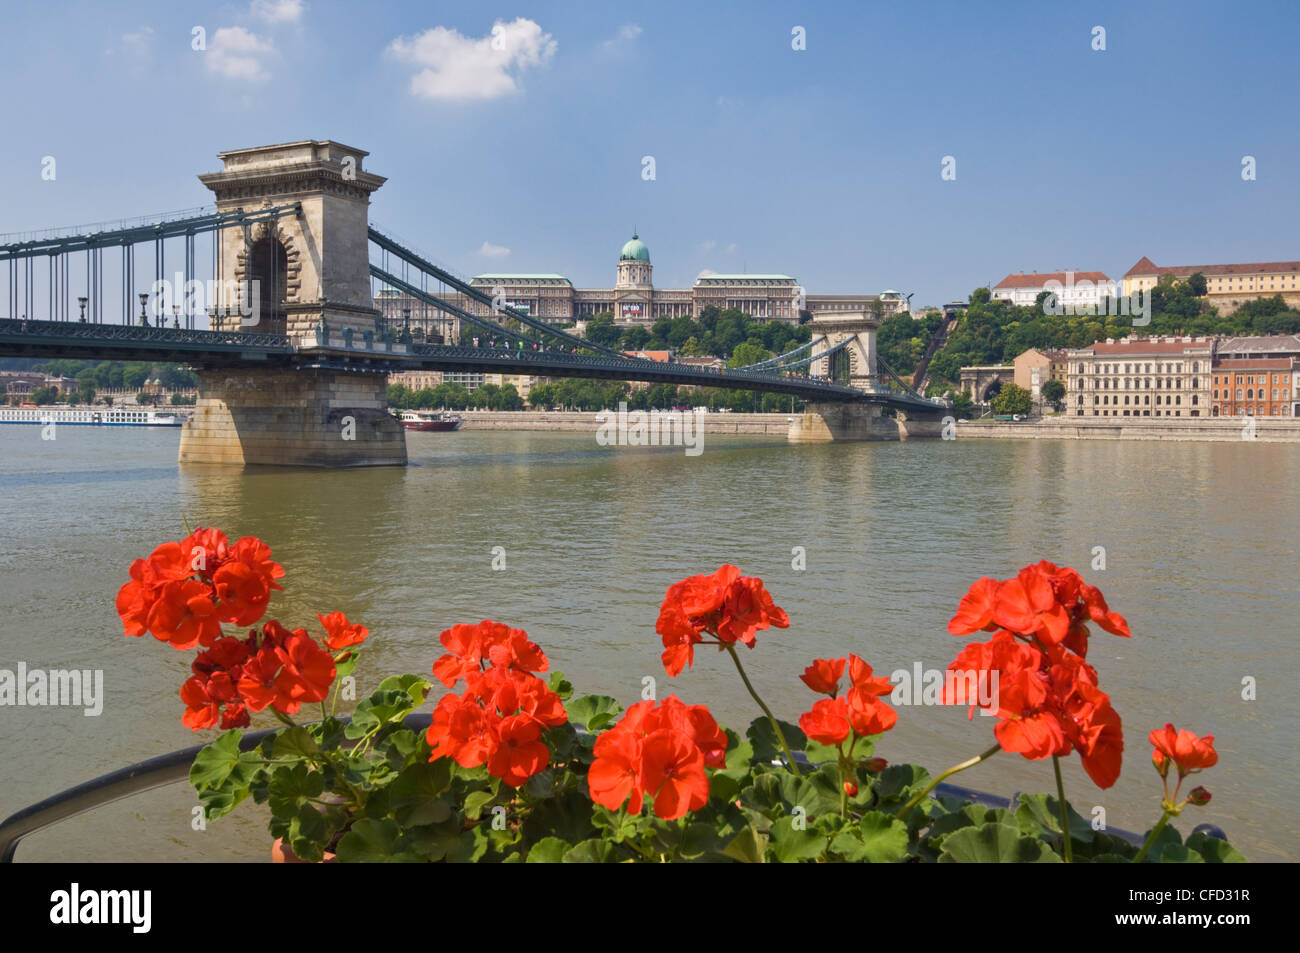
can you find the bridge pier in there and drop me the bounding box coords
[787,403,901,442]
[179,368,406,467]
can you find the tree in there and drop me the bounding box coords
[991,382,1033,416]
[950,391,975,419]
[1187,272,1208,297]
[1041,379,1066,412]
[619,326,651,350]
[728,340,770,369]
[584,313,620,348]
[493,384,524,411]
[123,365,151,390]
[30,387,56,405]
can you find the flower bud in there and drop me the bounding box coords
[866,758,888,773]
[1187,786,1211,806]
[844,780,858,797]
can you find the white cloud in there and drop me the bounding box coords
[387,18,556,102]
[726,243,738,254]
[205,26,275,81]
[477,241,510,259]
[252,0,305,23]
[118,26,154,58]
[698,240,716,252]
[602,24,642,49]
[696,269,717,279]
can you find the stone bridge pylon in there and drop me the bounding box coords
[178,140,406,467]
[790,310,898,441]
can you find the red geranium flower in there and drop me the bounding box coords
[799,657,846,696]
[318,611,368,651]
[273,630,337,706]
[1149,723,1217,777]
[799,697,852,746]
[638,730,710,821]
[487,715,550,788]
[655,566,788,677]
[587,696,723,819]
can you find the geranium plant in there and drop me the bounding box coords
[118,531,1245,862]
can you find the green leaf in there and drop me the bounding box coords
[1154,842,1206,863]
[1185,831,1246,863]
[266,763,324,819]
[378,673,433,707]
[335,818,416,862]
[526,837,570,863]
[388,760,454,826]
[938,821,1063,863]
[1137,822,1184,863]
[873,763,932,813]
[547,671,574,701]
[722,729,754,774]
[722,826,768,863]
[463,790,497,821]
[777,764,844,818]
[768,813,825,863]
[709,771,741,804]
[1014,792,1095,845]
[746,717,806,766]
[832,811,910,863]
[563,838,624,863]
[272,725,319,760]
[190,730,244,790]
[679,822,720,859]
[565,694,624,731]
[346,689,420,739]
[286,802,330,862]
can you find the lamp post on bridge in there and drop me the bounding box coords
[138,293,150,327]
[77,297,88,323]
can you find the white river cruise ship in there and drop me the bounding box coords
[0,407,186,427]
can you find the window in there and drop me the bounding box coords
[1237,389,1243,399]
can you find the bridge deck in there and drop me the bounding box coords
[0,318,947,411]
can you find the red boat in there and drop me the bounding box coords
[398,411,462,432]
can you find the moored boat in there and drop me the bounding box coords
[397,410,462,432]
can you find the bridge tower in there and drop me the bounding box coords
[805,310,879,388]
[179,140,406,467]
[790,309,900,441]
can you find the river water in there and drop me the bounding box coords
[0,425,1295,861]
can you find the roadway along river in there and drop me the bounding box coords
[0,425,1295,861]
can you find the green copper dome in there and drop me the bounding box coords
[620,234,650,261]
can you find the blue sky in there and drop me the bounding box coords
[1,0,1297,307]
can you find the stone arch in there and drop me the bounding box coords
[980,376,1004,403]
[232,219,303,333]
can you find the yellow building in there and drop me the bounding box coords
[1122,256,1300,314]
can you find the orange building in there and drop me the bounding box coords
[1211,358,1296,417]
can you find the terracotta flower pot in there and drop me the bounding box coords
[270,837,338,863]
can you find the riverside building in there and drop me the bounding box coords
[1066,337,1213,418]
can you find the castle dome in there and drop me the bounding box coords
[619,234,650,261]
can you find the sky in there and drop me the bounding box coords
[1,0,1298,309]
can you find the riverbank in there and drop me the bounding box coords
[457,410,794,435]
[956,416,1300,442]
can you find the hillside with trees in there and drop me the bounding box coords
[923,279,1300,396]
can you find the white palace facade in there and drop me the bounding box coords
[375,234,906,338]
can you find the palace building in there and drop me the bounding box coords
[373,233,907,338]
[1121,257,1300,313]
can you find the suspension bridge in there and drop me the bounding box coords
[0,139,948,465]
